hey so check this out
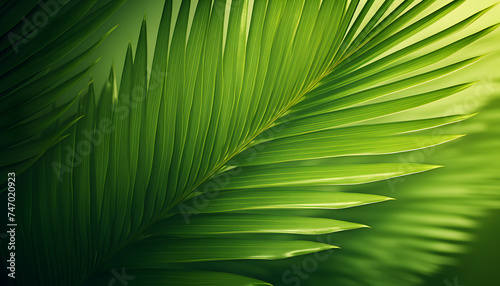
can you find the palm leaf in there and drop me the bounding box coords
[8,0,498,285]
[303,90,500,286]
[0,0,125,183]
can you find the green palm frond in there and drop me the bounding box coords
[0,0,125,183]
[8,0,498,285]
[305,91,500,286]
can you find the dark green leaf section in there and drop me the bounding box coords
[85,269,271,286]
[0,116,80,167]
[0,0,125,181]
